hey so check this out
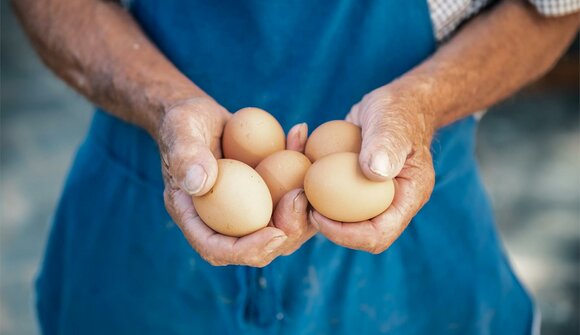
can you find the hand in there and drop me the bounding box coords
[270,123,318,256]
[310,83,436,254]
[160,98,312,266]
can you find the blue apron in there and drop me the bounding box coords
[36,1,535,334]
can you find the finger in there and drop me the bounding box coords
[286,123,308,152]
[161,159,176,189]
[345,103,361,125]
[358,110,412,181]
[375,147,435,225]
[272,189,317,255]
[272,189,308,234]
[224,226,288,267]
[168,137,218,196]
[310,211,386,253]
[164,186,288,266]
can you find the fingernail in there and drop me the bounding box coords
[265,235,287,253]
[292,123,308,145]
[369,152,389,177]
[309,211,320,230]
[183,164,207,195]
[293,190,307,214]
[299,123,308,137]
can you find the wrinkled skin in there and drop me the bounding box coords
[13,0,579,264]
[159,97,315,267]
[310,84,436,254]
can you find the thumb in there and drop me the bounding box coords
[167,136,219,196]
[160,98,229,196]
[358,121,411,181]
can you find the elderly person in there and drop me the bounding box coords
[14,0,578,334]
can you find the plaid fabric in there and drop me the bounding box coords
[428,0,580,41]
[530,0,580,16]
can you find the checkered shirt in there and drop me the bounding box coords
[429,0,580,41]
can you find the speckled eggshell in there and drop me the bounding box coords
[304,120,362,162]
[192,159,273,237]
[304,152,395,222]
[255,150,312,207]
[222,107,286,168]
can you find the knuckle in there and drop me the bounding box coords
[254,261,269,268]
[259,258,273,268]
[424,177,435,204]
[367,131,412,161]
[416,165,435,207]
[161,165,175,187]
[369,246,385,255]
[251,255,265,267]
[421,157,435,184]
[163,188,170,205]
[281,248,295,256]
[247,255,271,268]
[367,240,381,255]
[166,194,195,227]
[163,188,178,213]
[204,255,224,267]
[365,229,390,254]
[368,240,387,255]
[246,259,260,267]
[426,167,435,184]
[427,171,436,189]
[163,187,175,203]
[168,148,192,176]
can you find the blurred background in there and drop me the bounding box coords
[0,1,578,334]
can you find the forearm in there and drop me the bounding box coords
[12,0,206,138]
[393,0,579,130]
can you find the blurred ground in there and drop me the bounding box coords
[1,1,578,334]
[478,91,579,335]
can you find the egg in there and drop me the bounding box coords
[304,152,394,222]
[304,120,362,162]
[192,159,273,237]
[222,107,286,167]
[255,150,312,206]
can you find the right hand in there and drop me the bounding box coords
[159,97,312,267]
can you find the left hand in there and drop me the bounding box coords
[310,83,436,254]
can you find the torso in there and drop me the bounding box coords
[35,2,535,334]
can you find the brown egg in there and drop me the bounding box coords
[222,107,286,167]
[304,120,362,162]
[192,159,273,237]
[304,152,394,222]
[255,150,312,207]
